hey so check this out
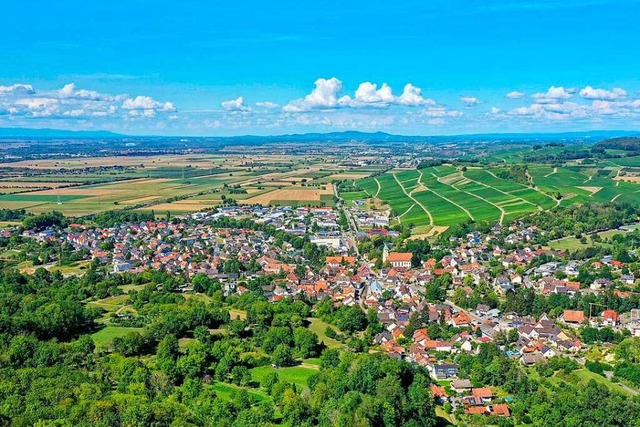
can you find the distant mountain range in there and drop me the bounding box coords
[0,127,638,143]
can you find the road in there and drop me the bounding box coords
[445,300,483,324]
[334,185,360,257]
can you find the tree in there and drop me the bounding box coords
[294,327,319,358]
[272,344,294,367]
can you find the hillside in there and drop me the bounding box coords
[594,137,640,151]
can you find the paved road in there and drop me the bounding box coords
[445,300,483,324]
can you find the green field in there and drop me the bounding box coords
[250,364,318,391]
[306,317,343,349]
[348,162,640,233]
[91,326,143,349]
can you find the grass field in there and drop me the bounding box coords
[250,364,318,391]
[306,317,343,349]
[209,382,270,402]
[91,326,143,349]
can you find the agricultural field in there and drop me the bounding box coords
[344,160,640,234]
[0,154,369,216]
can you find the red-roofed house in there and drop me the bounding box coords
[472,388,494,402]
[385,252,413,269]
[562,310,585,325]
[602,310,618,326]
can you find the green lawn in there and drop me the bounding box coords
[87,294,131,311]
[250,365,318,391]
[91,326,143,349]
[306,317,343,349]
[210,382,270,402]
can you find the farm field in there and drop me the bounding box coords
[0,154,366,215]
[344,162,640,234]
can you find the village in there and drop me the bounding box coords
[16,202,640,419]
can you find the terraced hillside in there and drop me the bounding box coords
[350,163,640,234]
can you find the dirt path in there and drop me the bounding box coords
[445,172,506,225]
[486,169,555,207]
[373,178,382,198]
[462,171,538,209]
[426,172,474,221]
[544,167,557,178]
[393,173,433,225]
[396,203,418,223]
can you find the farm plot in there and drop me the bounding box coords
[412,189,469,226]
[241,185,334,206]
[418,172,502,221]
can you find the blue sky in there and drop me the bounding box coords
[1,0,640,135]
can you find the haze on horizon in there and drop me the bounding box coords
[1,0,640,137]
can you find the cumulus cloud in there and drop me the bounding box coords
[283,77,344,112]
[283,78,436,111]
[579,86,627,101]
[221,96,251,111]
[122,95,176,112]
[396,84,436,106]
[13,97,60,118]
[0,82,176,121]
[0,84,35,96]
[505,91,524,99]
[58,83,121,102]
[491,107,501,114]
[460,96,479,106]
[352,82,395,105]
[532,86,574,103]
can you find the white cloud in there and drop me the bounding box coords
[396,83,436,106]
[532,86,574,103]
[491,107,501,114]
[505,91,524,99]
[221,96,250,111]
[58,83,118,101]
[122,95,176,112]
[579,86,627,101]
[255,101,280,109]
[0,82,176,121]
[13,97,60,117]
[284,77,344,112]
[352,82,395,105]
[460,96,479,106]
[282,78,437,111]
[0,84,35,96]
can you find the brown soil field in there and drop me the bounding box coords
[615,177,640,183]
[243,185,333,204]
